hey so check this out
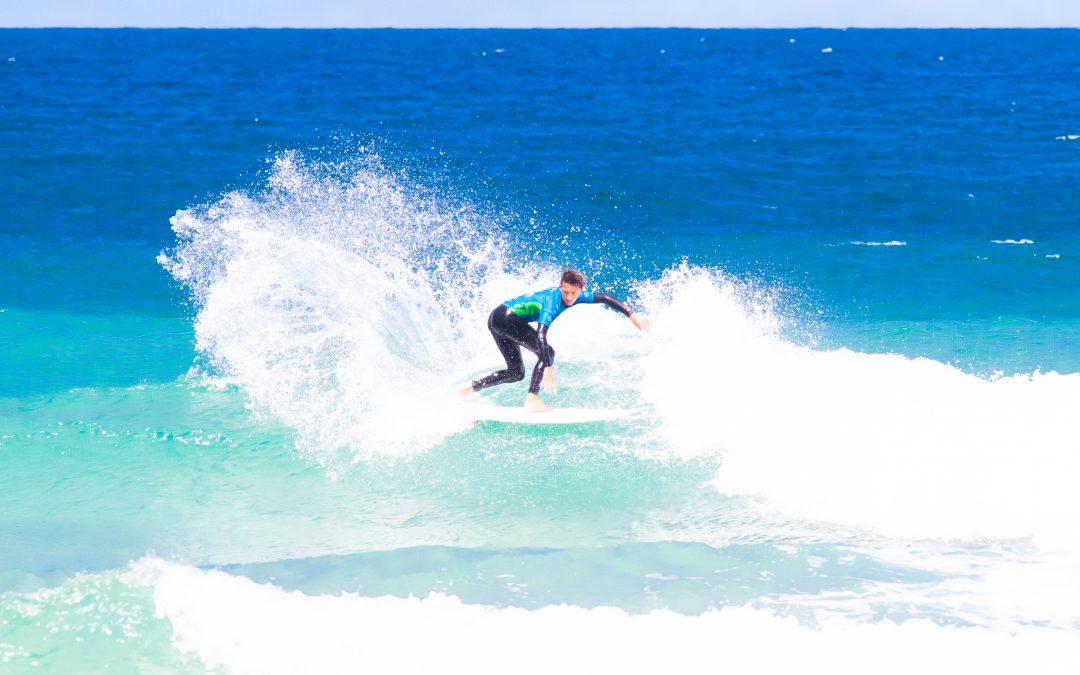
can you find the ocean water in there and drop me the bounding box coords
[1,28,1079,673]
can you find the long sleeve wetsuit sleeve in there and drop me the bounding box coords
[536,323,554,367]
[593,292,633,317]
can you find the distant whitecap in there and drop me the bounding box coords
[848,240,906,246]
[991,239,1035,245]
[821,47,833,53]
[1046,254,1061,259]
[494,48,505,53]
[1055,134,1080,140]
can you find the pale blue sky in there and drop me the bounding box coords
[2,0,1078,28]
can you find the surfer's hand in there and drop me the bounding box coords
[542,366,557,394]
[630,312,652,332]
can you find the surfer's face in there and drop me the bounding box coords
[559,282,583,306]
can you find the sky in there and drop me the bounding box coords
[1,0,1079,28]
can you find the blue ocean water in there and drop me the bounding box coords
[2,29,1079,672]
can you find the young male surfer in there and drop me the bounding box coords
[459,269,651,411]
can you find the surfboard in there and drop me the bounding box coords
[467,406,637,425]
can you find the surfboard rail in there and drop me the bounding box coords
[466,406,637,425]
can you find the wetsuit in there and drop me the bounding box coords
[471,287,633,395]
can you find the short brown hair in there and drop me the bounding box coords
[561,269,586,288]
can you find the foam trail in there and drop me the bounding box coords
[160,151,539,463]
[133,559,1080,675]
[833,545,1080,632]
[635,264,1080,545]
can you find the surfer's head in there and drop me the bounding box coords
[559,268,585,305]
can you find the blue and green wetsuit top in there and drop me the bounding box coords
[503,287,595,326]
[492,287,633,373]
[503,287,632,326]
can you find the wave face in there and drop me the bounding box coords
[163,164,1080,546]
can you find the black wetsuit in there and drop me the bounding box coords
[471,290,632,395]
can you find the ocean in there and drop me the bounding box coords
[1,28,1079,673]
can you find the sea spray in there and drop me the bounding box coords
[159,151,536,463]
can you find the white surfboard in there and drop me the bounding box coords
[467,406,637,425]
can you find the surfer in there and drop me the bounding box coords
[459,269,651,411]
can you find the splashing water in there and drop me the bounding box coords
[159,150,540,463]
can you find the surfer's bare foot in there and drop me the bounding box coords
[524,393,551,412]
[458,384,474,399]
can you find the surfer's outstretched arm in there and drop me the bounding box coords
[593,292,652,331]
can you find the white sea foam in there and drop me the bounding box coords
[132,558,1080,675]
[847,240,906,246]
[1055,135,1079,141]
[991,239,1034,245]
[634,264,1080,545]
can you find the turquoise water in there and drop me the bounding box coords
[2,29,1079,673]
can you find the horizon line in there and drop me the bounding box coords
[3,25,1080,30]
